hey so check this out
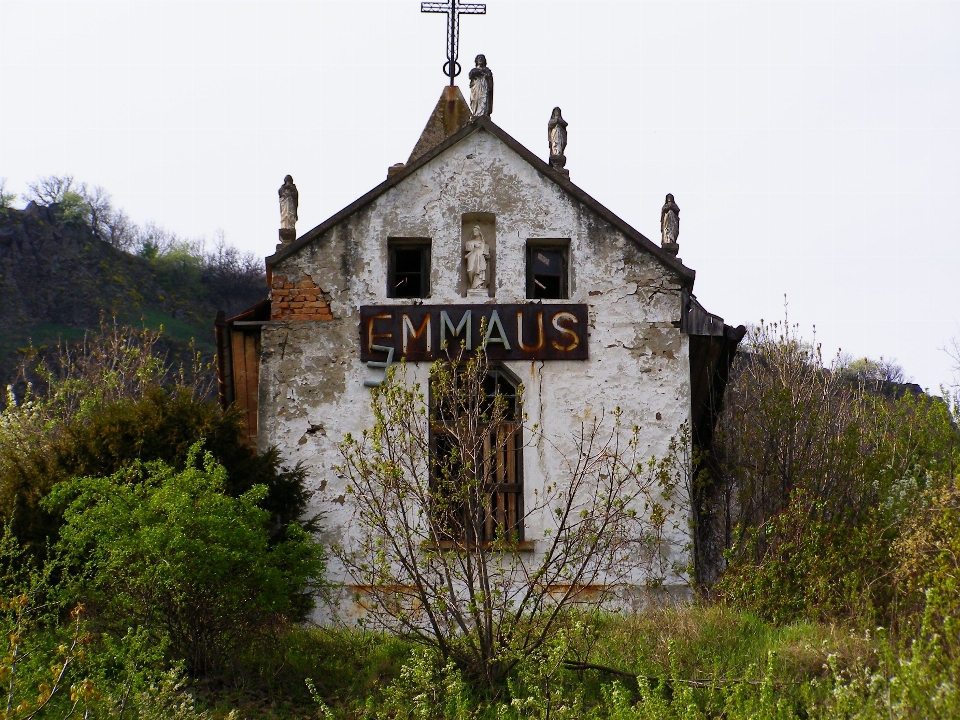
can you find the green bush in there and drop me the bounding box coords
[709,318,960,625]
[892,481,960,646]
[1,387,313,559]
[57,388,314,536]
[717,391,959,625]
[45,443,325,678]
[2,320,313,561]
[0,522,233,719]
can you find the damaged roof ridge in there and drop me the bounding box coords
[266,116,696,286]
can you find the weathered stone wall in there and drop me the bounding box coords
[259,129,693,620]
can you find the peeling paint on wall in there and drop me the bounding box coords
[259,130,695,621]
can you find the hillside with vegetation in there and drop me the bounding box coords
[1,177,960,717]
[0,175,266,388]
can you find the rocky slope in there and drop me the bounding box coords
[0,202,267,385]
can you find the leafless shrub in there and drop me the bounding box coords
[4,316,213,432]
[335,350,687,689]
[24,174,77,206]
[697,317,862,584]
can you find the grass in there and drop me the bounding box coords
[0,315,215,393]
[132,308,214,352]
[586,605,873,684]
[198,627,415,719]
[562,605,881,718]
[0,322,88,359]
[0,323,93,385]
[0,312,213,377]
[188,606,882,719]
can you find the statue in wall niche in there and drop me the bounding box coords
[661,193,680,246]
[548,107,568,162]
[464,225,490,290]
[279,175,299,231]
[469,54,494,117]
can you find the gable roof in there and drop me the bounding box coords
[266,116,696,285]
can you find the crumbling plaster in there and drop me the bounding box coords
[259,129,694,616]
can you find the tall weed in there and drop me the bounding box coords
[0,525,226,719]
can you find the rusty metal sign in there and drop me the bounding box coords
[359,304,589,363]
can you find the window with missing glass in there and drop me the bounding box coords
[430,367,524,544]
[388,239,431,298]
[526,243,569,299]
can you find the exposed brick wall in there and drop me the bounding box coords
[270,274,333,322]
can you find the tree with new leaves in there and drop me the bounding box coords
[336,349,688,689]
[0,178,16,210]
[709,315,960,622]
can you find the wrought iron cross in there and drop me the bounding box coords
[421,0,486,85]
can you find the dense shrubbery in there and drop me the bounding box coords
[2,387,313,556]
[1,322,314,558]
[0,525,234,719]
[704,317,960,627]
[2,305,960,716]
[0,320,325,714]
[47,444,324,677]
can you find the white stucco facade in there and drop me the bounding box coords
[257,119,706,620]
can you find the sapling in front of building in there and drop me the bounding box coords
[215,83,744,623]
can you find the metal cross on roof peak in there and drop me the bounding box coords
[421,0,486,85]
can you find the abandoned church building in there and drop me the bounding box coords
[215,59,744,618]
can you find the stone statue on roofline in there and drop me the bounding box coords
[661,193,679,250]
[548,107,568,173]
[469,54,493,117]
[279,175,298,244]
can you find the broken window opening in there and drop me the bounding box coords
[388,239,431,298]
[526,243,569,299]
[430,366,524,544]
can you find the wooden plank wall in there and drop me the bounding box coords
[230,329,261,448]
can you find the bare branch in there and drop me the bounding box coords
[335,351,685,687]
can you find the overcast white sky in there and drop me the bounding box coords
[1,0,959,391]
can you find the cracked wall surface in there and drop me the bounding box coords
[259,129,694,620]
